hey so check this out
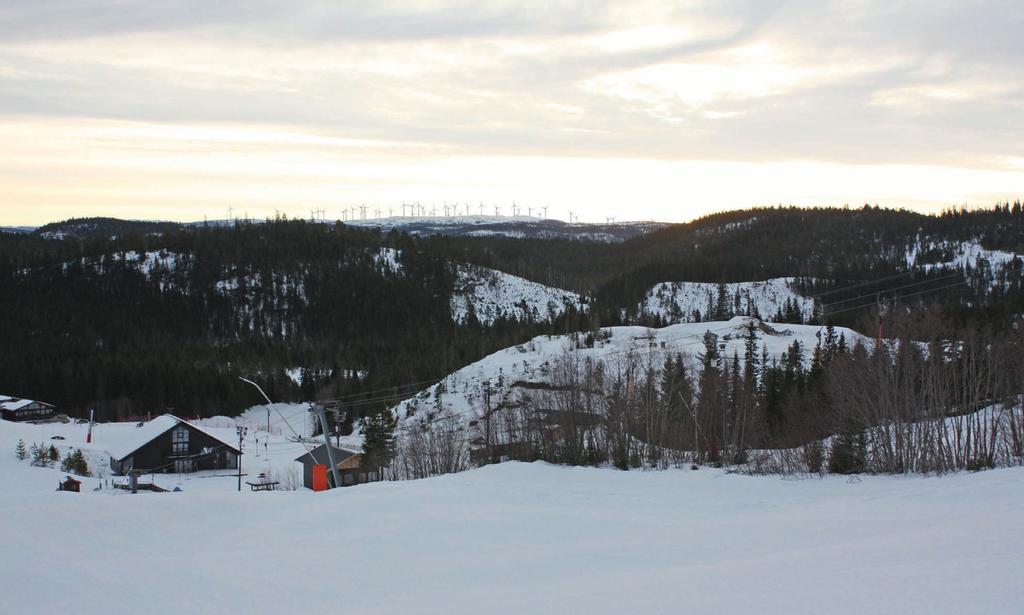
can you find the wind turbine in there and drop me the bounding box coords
[542,205,549,218]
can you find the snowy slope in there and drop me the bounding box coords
[394,317,866,428]
[1,421,1022,615]
[450,264,587,325]
[908,238,1022,293]
[640,277,815,323]
[909,239,1019,271]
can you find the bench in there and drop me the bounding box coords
[246,480,279,492]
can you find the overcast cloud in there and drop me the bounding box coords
[0,0,1021,224]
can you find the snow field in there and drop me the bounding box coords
[1,445,1021,615]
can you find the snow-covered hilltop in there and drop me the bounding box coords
[640,278,815,324]
[393,316,867,430]
[451,264,588,325]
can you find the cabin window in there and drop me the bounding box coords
[171,426,189,454]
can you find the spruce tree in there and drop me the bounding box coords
[15,439,27,461]
[61,448,91,476]
[31,443,48,467]
[361,410,397,479]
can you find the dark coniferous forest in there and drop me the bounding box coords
[1,203,1022,424]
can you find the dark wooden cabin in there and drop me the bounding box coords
[58,476,82,492]
[107,415,241,475]
[0,397,55,422]
[295,443,379,490]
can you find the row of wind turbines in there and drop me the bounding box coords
[231,203,617,224]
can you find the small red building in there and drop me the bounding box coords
[58,476,81,492]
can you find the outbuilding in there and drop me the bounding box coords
[58,476,82,492]
[107,414,241,475]
[294,443,378,490]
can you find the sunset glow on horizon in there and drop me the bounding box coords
[1,1,1021,225]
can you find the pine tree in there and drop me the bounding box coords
[31,443,48,467]
[48,444,60,463]
[15,439,27,461]
[361,409,397,479]
[61,448,91,476]
[828,431,866,474]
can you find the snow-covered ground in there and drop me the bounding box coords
[1,418,1021,615]
[640,278,814,323]
[396,317,863,428]
[450,264,587,325]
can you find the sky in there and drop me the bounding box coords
[0,0,1022,225]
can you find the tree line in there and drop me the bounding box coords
[393,313,1024,477]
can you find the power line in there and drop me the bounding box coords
[808,271,918,299]
[820,273,961,309]
[820,281,966,318]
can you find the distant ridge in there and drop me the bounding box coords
[18,215,669,242]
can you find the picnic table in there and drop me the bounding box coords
[246,473,279,491]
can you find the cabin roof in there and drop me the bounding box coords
[0,397,51,411]
[294,443,360,468]
[106,414,241,461]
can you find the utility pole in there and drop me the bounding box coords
[236,424,248,492]
[483,381,494,463]
[312,403,342,489]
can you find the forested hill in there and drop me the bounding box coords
[0,221,590,422]
[426,204,1024,327]
[1,203,1022,421]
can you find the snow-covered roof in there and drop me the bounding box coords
[0,398,40,411]
[106,414,240,461]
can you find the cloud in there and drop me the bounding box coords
[0,0,1020,223]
